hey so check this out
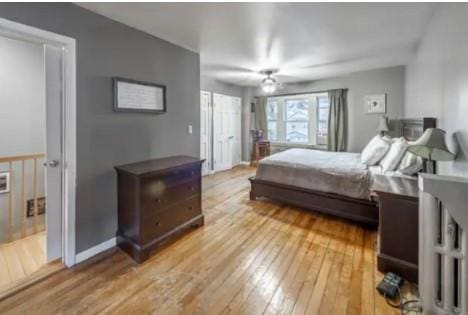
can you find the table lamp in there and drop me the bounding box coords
[376,116,389,136]
[407,128,455,173]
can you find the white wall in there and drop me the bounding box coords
[250,66,406,153]
[0,37,45,156]
[405,4,468,177]
[0,36,45,242]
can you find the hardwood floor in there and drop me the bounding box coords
[0,232,46,289]
[0,166,416,314]
[0,231,64,299]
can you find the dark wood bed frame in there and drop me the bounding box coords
[249,177,379,226]
[249,117,436,227]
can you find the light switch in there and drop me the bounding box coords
[188,125,193,134]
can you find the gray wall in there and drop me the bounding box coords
[0,36,46,242]
[0,4,200,252]
[405,4,468,177]
[249,66,406,153]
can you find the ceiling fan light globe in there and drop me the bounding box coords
[261,77,277,94]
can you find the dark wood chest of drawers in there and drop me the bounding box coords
[114,156,204,263]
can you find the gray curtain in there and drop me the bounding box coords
[327,89,347,151]
[255,96,268,138]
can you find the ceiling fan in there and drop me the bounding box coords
[259,69,279,94]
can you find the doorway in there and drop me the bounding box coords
[200,91,212,176]
[0,18,76,295]
[200,91,241,175]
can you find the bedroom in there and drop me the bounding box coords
[0,2,467,315]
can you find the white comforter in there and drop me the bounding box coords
[255,148,372,199]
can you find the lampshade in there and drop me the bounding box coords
[376,116,389,133]
[407,128,455,161]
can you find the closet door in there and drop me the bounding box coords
[213,94,231,172]
[231,97,242,166]
[200,91,211,176]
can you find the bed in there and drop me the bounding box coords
[249,117,436,227]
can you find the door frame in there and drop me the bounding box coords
[0,18,77,267]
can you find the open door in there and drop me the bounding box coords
[200,91,211,176]
[44,45,63,262]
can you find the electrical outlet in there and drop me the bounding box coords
[188,125,193,134]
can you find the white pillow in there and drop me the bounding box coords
[361,135,391,165]
[379,137,408,173]
[397,151,423,175]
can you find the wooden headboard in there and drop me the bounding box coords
[388,117,437,141]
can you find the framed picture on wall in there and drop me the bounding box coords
[113,77,166,114]
[0,172,9,194]
[364,94,386,114]
[27,197,46,217]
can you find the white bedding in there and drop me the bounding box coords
[255,148,415,200]
[255,148,372,199]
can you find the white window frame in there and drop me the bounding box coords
[267,93,328,148]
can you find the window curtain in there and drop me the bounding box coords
[255,96,268,139]
[327,89,347,152]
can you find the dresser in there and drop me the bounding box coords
[114,156,204,263]
[372,174,419,282]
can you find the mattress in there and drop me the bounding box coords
[255,148,372,200]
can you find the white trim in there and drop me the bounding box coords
[75,238,116,264]
[0,18,77,267]
[240,161,250,166]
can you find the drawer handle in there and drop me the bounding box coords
[190,186,195,191]
[188,206,194,210]
[155,221,161,227]
[155,198,162,203]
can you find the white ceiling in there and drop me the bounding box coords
[77,3,435,86]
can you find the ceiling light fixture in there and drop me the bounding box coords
[260,70,278,94]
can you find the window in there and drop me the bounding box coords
[267,100,278,141]
[285,99,309,143]
[266,93,329,146]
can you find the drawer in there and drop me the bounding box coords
[140,196,201,243]
[140,178,201,217]
[141,166,200,189]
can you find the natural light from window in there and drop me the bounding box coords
[267,93,329,146]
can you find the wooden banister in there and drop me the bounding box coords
[0,153,45,243]
[0,153,45,164]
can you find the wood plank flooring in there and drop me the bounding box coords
[0,232,47,291]
[0,166,416,314]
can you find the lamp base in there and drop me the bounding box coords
[424,159,436,174]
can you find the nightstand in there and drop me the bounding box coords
[372,175,419,283]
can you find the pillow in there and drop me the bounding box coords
[397,151,423,175]
[361,135,391,165]
[379,137,408,173]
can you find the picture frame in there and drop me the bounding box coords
[27,197,46,217]
[0,172,9,194]
[364,94,386,114]
[113,77,166,114]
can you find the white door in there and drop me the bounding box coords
[231,97,242,167]
[213,94,231,172]
[44,45,63,262]
[200,91,211,176]
[213,93,242,172]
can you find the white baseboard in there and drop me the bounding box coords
[75,237,116,264]
[240,161,250,166]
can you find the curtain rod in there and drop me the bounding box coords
[253,88,348,98]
